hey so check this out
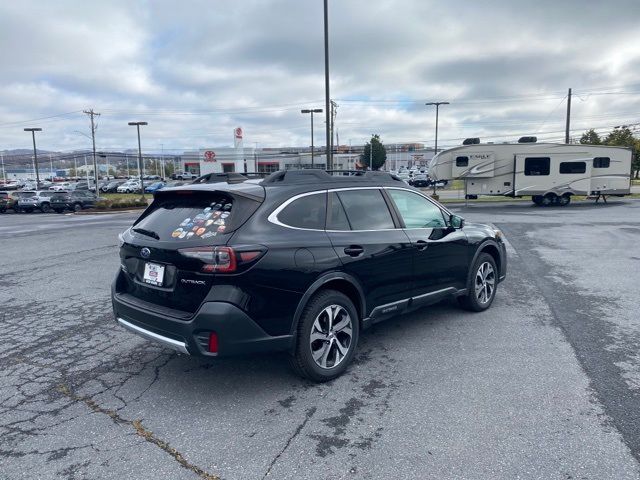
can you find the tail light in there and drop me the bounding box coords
[178,246,265,273]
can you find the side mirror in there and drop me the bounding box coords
[450,214,465,229]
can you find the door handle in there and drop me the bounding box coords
[344,245,364,257]
[415,240,429,251]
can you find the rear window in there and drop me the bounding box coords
[277,192,326,230]
[133,191,260,242]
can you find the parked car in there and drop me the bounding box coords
[102,180,127,193]
[117,181,141,193]
[50,182,74,191]
[50,190,100,213]
[172,171,199,180]
[0,192,9,213]
[0,191,24,212]
[113,169,507,382]
[16,190,57,213]
[144,181,166,193]
[0,181,20,190]
[410,174,431,188]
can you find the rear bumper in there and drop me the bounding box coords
[111,290,293,357]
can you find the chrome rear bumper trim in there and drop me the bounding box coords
[117,317,190,355]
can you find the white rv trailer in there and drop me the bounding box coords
[428,142,632,205]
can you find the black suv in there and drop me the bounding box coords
[50,190,99,212]
[112,170,507,381]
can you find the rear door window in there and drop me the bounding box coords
[133,191,259,242]
[336,189,395,230]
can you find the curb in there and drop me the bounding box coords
[73,208,146,216]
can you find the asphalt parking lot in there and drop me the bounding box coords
[1,200,640,480]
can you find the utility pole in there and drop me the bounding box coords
[1,152,5,183]
[323,0,331,170]
[330,100,338,169]
[49,154,53,180]
[301,109,323,168]
[128,122,148,198]
[565,88,572,144]
[84,109,101,195]
[426,102,449,197]
[24,128,42,186]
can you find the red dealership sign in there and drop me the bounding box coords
[203,150,216,162]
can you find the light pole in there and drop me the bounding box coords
[425,101,449,196]
[323,0,331,170]
[128,122,148,198]
[1,152,5,183]
[24,128,42,186]
[301,109,323,168]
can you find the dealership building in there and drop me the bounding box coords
[180,129,434,175]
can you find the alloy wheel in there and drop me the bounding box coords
[309,305,353,369]
[475,262,495,304]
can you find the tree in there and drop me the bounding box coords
[360,134,387,170]
[580,129,601,145]
[604,126,639,179]
[164,161,174,178]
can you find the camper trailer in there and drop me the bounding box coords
[428,140,632,206]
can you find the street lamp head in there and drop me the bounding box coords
[128,121,148,126]
[425,102,450,106]
[24,128,42,132]
[301,109,323,114]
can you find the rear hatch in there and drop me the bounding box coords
[117,184,265,314]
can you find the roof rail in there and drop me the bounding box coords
[191,171,274,184]
[261,169,403,184]
[192,172,249,184]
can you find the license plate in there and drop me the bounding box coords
[143,262,165,286]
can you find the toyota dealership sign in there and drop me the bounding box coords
[203,150,216,162]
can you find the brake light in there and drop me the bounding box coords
[179,246,237,273]
[178,246,266,273]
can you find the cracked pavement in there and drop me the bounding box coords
[1,204,640,479]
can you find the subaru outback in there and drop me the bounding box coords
[112,170,506,381]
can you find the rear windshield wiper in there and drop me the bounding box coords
[132,227,160,240]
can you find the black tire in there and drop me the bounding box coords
[532,195,544,206]
[458,253,498,312]
[13,206,21,213]
[73,203,82,212]
[0,207,6,214]
[558,194,571,206]
[40,202,51,213]
[541,193,557,206]
[25,208,34,214]
[289,290,359,382]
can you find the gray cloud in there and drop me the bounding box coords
[1,0,639,154]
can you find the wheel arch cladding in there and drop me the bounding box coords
[290,274,366,338]
[479,243,501,273]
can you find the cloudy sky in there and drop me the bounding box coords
[1,0,640,155]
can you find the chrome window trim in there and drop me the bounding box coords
[267,190,328,231]
[267,185,452,232]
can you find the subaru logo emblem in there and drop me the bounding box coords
[140,248,151,259]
